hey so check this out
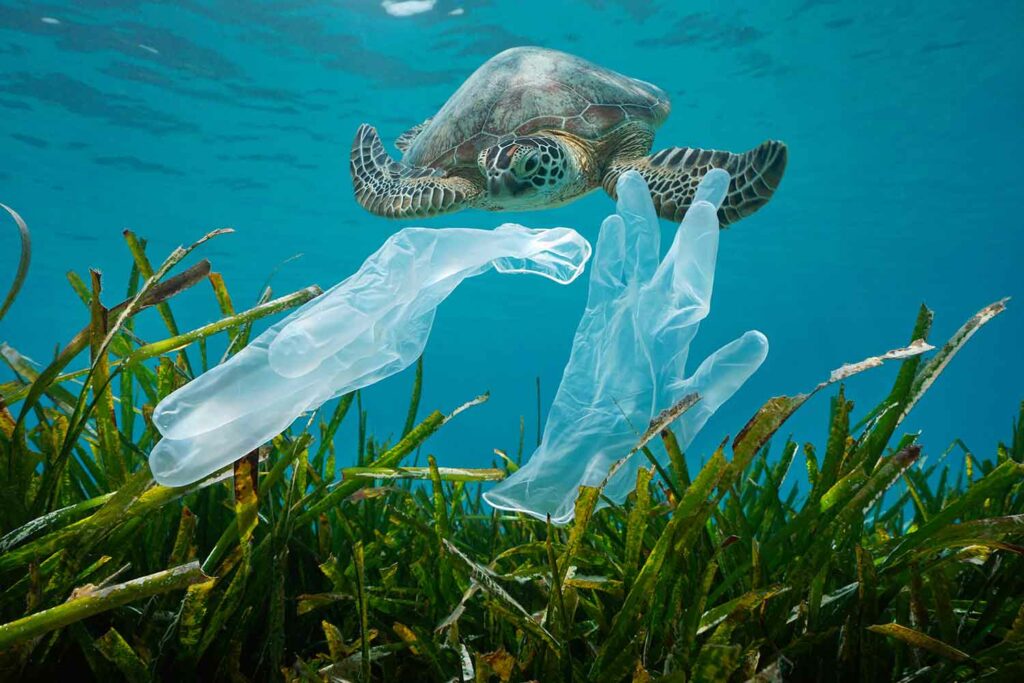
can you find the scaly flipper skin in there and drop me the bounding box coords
[602,140,788,226]
[350,124,482,218]
[395,118,432,154]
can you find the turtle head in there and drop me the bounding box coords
[478,136,574,208]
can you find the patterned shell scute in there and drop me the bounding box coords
[403,47,670,170]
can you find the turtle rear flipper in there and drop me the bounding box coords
[395,118,432,154]
[603,140,787,226]
[351,124,482,218]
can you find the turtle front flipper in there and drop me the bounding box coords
[395,118,432,154]
[351,124,482,219]
[602,140,787,227]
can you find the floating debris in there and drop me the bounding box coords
[485,170,768,524]
[381,0,436,18]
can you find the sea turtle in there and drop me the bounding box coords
[351,46,787,225]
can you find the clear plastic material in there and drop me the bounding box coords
[483,170,768,524]
[149,224,591,487]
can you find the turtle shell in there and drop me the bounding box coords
[402,47,671,171]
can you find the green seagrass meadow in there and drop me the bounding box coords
[1,216,1022,681]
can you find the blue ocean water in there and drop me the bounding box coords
[1,1,1021,482]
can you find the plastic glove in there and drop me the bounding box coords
[149,224,591,487]
[483,170,768,524]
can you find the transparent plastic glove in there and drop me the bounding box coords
[483,170,768,524]
[149,224,591,487]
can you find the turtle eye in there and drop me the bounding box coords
[514,151,541,178]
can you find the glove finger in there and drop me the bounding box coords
[670,330,768,448]
[649,169,728,319]
[490,225,592,284]
[614,170,661,284]
[587,213,627,307]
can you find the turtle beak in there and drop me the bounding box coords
[481,144,535,198]
[487,173,520,197]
